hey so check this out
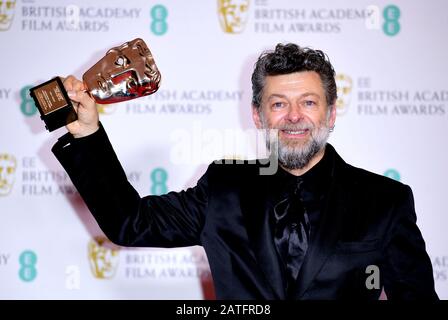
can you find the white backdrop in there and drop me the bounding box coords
[0,0,447,299]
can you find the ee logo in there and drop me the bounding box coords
[20,86,37,116]
[365,4,401,37]
[150,5,168,36]
[19,250,37,282]
[384,169,401,182]
[150,167,168,195]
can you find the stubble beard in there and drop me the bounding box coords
[260,113,331,170]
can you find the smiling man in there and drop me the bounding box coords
[52,43,438,300]
[252,50,336,176]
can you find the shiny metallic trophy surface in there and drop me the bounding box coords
[30,38,161,132]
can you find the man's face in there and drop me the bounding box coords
[83,38,161,104]
[252,71,336,170]
[218,0,250,33]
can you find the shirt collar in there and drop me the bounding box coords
[271,143,335,203]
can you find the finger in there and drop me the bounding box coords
[66,91,80,114]
[63,75,74,91]
[63,75,85,92]
[67,90,95,110]
[72,78,85,92]
[72,101,80,114]
[78,91,95,110]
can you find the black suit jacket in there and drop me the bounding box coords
[52,123,438,300]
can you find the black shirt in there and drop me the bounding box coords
[269,144,335,294]
[271,144,334,239]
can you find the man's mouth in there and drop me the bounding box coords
[280,129,310,137]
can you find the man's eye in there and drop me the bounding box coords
[304,100,316,107]
[273,102,284,108]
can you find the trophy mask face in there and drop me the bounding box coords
[218,0,250,34]
[0,0,16,31]
[83,38,161,104]
[0,154,16,196]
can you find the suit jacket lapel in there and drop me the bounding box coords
[294,150,351,299]
[240,146,351,300]
[241,164,286,299]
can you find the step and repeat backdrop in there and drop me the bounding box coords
[1,0,447,299]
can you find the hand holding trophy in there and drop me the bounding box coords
[29,38,161,134]
[61,76,99,138]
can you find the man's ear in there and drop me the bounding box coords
[328,103,337,128]
[252,104,263,129]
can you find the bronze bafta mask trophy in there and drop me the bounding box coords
[29,38,161,132]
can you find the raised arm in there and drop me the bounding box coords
[52,76,209,248]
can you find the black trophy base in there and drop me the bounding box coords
[29,77,78,132]
[41,104,78,132]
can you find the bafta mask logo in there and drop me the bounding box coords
[335,74,353,115]
[0,0,16,31]
[83,38,161,104]
[96,103,116,115]
[218,0,250,34]
[0,153,17,196]
[88,236,120,279]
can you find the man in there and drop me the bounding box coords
[52,43,438,300]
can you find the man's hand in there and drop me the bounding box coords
[63,75,99,138]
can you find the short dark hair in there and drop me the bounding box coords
[251,43,337,111]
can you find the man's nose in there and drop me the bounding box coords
[286,104,303,123]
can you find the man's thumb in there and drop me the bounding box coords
[67,90,80,102]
